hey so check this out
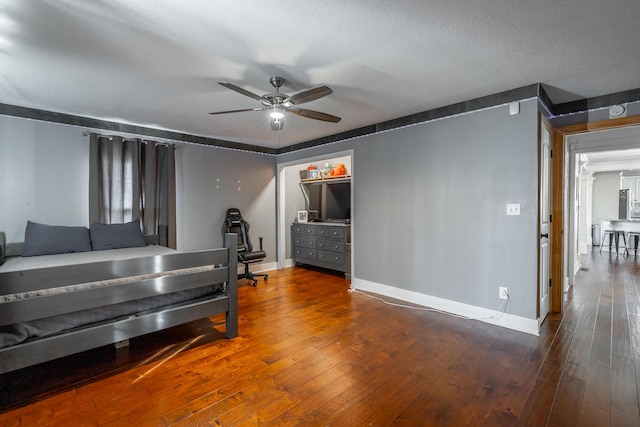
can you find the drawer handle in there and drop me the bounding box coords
[309,252,314,256]
[335,257,339,261]
[334,245,339,250]
[320,230,325,234]
[333,231,338,236]
[307,229,312,233]
[309,242,314,246]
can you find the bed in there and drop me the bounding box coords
[0,222,238,374]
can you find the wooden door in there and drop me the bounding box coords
[539,119,552,322]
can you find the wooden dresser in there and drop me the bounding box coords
[292,222,351,277]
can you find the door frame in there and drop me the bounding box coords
[275,150,354,271]
[551,114,640,313]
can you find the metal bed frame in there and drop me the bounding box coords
[0,233,238,374]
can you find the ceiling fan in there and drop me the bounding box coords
[209,76,341,131]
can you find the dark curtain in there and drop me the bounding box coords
[89,134,142,224]
[141,142,176,248]
[89,133,176,248]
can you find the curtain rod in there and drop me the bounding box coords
[82,131,178,148]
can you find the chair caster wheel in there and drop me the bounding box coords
[264,275,268,281]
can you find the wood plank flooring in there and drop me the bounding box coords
[0,252,639,426]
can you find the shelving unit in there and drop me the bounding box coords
[294,174,351,276]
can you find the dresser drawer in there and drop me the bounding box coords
[295,247,316,260]
[293,236,316,249]
[292,224,306,235]
[317,238,344,253]
[317,250,345,265]
[293,224,317,236]
[316,226,344,239]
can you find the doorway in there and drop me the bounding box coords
[558,119,640,293]
[276,150,354,271]
[575,149,640,258]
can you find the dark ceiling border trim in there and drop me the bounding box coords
[0,103,277,155]
[537,85,554,117]
[3,84,639,156]
[0,85,542,157]
[552,88,640,116]
[276,84,540,154]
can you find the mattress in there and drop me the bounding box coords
[0,245,175,273]
[0,247,224,349]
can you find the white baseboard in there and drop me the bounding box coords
[351,278,539,336]
[237,261,278,275]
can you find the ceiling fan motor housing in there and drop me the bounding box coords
[270,76,285,89]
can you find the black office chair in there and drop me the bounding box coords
[222,208,268,286]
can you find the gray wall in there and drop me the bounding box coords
[178,144,276,255]
[0,115,277,261]
[0,116,90,242]
[278,99,540,319]
[2,97,540,319]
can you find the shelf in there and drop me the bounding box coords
[300,175,351,185]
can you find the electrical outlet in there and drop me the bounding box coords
[506,203,520,215]
[499,287,509,300]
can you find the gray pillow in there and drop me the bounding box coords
[90,220,146,250]
[22,221,92,257]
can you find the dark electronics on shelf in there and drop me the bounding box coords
[307,181,350,223]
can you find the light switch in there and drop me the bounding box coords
[507,203,520,216]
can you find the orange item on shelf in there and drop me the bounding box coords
[330,163,347,176]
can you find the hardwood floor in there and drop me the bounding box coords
[0,252,639,426]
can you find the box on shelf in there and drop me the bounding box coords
[300,169,320,179]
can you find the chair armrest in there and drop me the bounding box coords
[0,232,5,266]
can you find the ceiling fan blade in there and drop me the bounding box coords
[218,82,263,101]
[285,85,333,105]
[286,107,342,123]
[209,108,264,115]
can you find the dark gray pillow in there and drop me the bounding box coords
[90,220,146,251]
[22,221,92,257]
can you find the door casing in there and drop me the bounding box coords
[550,114,640,313]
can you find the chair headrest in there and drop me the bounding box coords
[225,208,243,225]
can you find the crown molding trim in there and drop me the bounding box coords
[3,84,639,156]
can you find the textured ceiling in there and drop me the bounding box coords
[1,0,640,149]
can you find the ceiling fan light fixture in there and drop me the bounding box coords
[271,117,284,131]
[270,110,284,119]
